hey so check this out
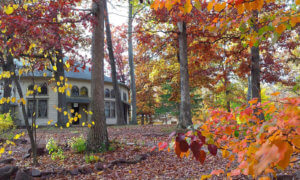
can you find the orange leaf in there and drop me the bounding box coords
[259,177,271,180]
[271,92,280,96]
[207,1,214,11]
[214,2,226,12]
[211,169,224,176]
[225,126,232,135]
[275,24,286,34]
[248,98,258,105]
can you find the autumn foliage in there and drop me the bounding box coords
[155,95,300,178]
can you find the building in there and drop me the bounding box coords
[0,69,130,126]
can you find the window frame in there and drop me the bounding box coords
[27,99,48,118]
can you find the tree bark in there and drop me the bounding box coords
[87,0,109,152]
[128,0,137,125]
[177,21,193,129]
[104,0,125,125]
[250,11,264,120]
[224,76,230,112]
[141,114,144,125]
[53,50,68,127]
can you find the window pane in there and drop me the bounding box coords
[80,87,88,96]
[39,83,47,95]
[105,102,110,118]
[38,100,47,118]
[110,102,115,118]
[71,86,79,96]
[27,100,34,118]
[123,92,127,101]
[105,89,110,98]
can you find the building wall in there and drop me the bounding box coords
[12,77,129,126]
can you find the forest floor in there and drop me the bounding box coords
[0,125,298,179]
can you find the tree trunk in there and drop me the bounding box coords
[87,0,109,152]
[177,21,193,129]
[2,53,14,114]
[54,50,68,127]
[13,73,37,165]
[104,0,125,125]
[247,75,252,102]
[141,114,144,125]
[128,0,137,125]
[250,10,264,120]
[224,77,230,112]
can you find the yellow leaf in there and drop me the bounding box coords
[53,66,57,71]
[89,111,93,115]
[78,114,82,119]
[23,4,28,11]
[184,0,192,13]
[296,0,300,5]
[66,122,70,128]
[67,90,71,96]
[70,109,74,113]
[92,121,95,125]
[214,2,226,12]
[43,72,47,77]
[82,122,85,126]
[11,97,16,103]
[201,174,212,180]
[207,2,214,11]
[4,5,14,15]
[36,125,38,128]
[37,87,41,93]
[8,151,12,155]
[60,76,64,81]
[55,123,58,127]
[64,111,68,116]
[0,147,4,154]
[88,124,91,128]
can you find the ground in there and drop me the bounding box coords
[0,125,297,179]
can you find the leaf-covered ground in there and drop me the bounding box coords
[0,125,297,179]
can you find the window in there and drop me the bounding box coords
[111,89,115,98]
[71,86,79,96]
[27,99,48,118]
[123,92,127,101]
[28,85,36,95]
[39,83,48,95]
[105,89,110,98]
[105,101,115,118]
[80,87,88,96]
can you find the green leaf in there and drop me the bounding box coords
[234,130,239,137]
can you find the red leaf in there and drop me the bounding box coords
[208,144,218,156]
[150,146,156,152]
[175,141,181,157]
[158,142,168,151]
[197,131,206,144]
[176,133,189,152]
[199,150,206,164]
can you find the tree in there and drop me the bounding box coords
[86,0,109,151]
[128,0,137,124]
[104,0,125,125]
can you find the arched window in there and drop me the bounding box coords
[105,89,110,98]
[28,85,36,95]
[39,83,48,95]
[71,86,79,97]
[80,87,88,97]
[111,89,115,98]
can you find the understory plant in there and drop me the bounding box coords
[46,137,65,160]
[69,135,86,153]
[0,113,14,133]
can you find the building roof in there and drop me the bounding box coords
[21,68,129,89]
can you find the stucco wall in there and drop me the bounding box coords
[12,77,129,126]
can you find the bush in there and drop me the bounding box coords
[84,154,101,163]
[69,136,86,153]
[51,148,65,161]
[46,137,59,154]
[0,113,14,133]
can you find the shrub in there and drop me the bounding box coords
[51,148,65,161]
[69,136,86,153]
[84,154,100,163]
[46,137,59,154]
[0,113,14,133]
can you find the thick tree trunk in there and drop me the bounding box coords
[2,53,14,114]
[250,11,264,120]
[104,0,125,125]
[128,0,137,125]
[87,0,109,152]
[177,21,193,129]
[54,51,68,127]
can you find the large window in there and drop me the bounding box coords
[105,101,115,118]
[27,99,48,118]
[71,86,79,97]
[28,84,48,96]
